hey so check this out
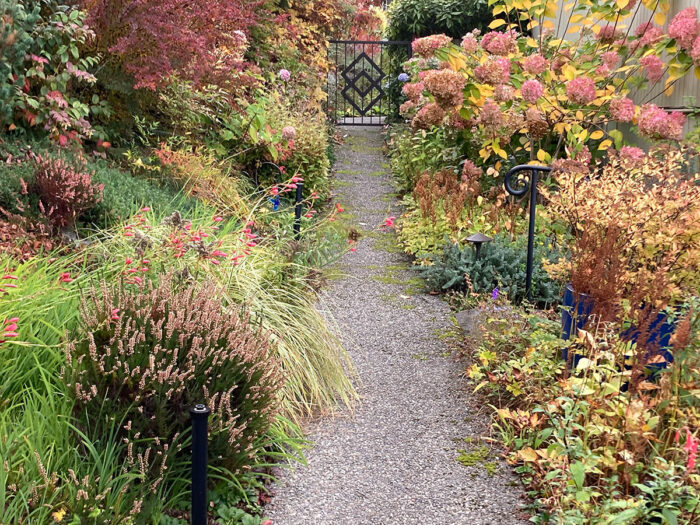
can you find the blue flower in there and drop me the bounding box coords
[492,288,499,301]
[268,196,280,211]
[398,73,410,82]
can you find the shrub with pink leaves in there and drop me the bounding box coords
[31,153,103,228]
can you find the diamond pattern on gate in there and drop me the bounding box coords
[341,52,385,116]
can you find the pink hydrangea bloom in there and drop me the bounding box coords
[692,36,700,65]
[602,51,620,69]
[423,69,466,108]
[474,57,510,85]
[566,77,596,105]
[521,79,544,103]
[412,34,453,57]
[522,53,547,75]
[597,24,621,43]
[494,84,515,102]
[282,126,296,140]
[619,146,645,161]
[461,33,479,54]
[478,99,504,131]
[609,97,635,122]
[669,8,700,50]
[279,69,291,81]
[461,160,482,180]
[635,22,664,47]
[402,82,425,102]
[481,30,518,56]
[640,55,664,82]
[637,104,686,140]
[411,102,446,130]
[399,100,416,116]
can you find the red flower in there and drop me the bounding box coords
[59,272,73,283]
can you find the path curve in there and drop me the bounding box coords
[267,127,526,525]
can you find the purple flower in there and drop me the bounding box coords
[279,69,291,81]
[398,73,410,82]
[492,288,499,300]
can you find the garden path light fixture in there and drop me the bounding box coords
[466,232,493,260]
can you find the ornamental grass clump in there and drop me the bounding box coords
[66,272,283,486]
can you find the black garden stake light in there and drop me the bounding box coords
[293,182,304,240]
[466,232,492,260]
[190,404,210,525]
[504,164,552,301]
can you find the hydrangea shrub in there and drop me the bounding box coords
[399,0,699,169]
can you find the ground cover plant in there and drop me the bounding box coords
[0,0,367,522]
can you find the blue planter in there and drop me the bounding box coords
[560,284,594,364]
[621,310,676,376]
[559,285,677,377]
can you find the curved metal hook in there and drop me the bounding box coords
[504,164,551,197]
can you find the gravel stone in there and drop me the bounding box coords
[266,127,527,525]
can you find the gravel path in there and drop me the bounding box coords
[266,126,526,525]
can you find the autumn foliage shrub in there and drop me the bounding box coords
[544,146,700,315]
[82,0,264,90]
[31,153,103,228]
[66,273,283,486]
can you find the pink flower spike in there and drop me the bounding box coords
[246,241,257,247]
[132,277,143,284]
[290,176,304,183]
[210,259,220,265]
[2,275,18,280]
[350,247,356,252]
[59,273,72,283]
[125,258,133,265]
[140,207,151,212]
[6,318,19,324]
[213,216,223,222]
[3,332,18,338]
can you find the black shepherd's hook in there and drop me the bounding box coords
[504,164,552,301]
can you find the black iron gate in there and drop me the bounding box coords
[327,40,411,126]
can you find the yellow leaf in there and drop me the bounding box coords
[576,111,584,121]
[518,447,539,462]
[695,66,700,80]
[654,12,665,26]
[598,139,613,151]
[590,130,604,140]
[542,19,555,29]
[567,25,580,34]
[526,37,539,48]
[489,19,507,29]
[477,195,484,205]
[52,509,66,522]
[616,0,628,8]
[537,149,547,162]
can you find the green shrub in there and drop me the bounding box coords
[68,273,283,489]
[387,125,462,194]
[419,235,563,305]
[386,0,492,41]
[85,160,204,228]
